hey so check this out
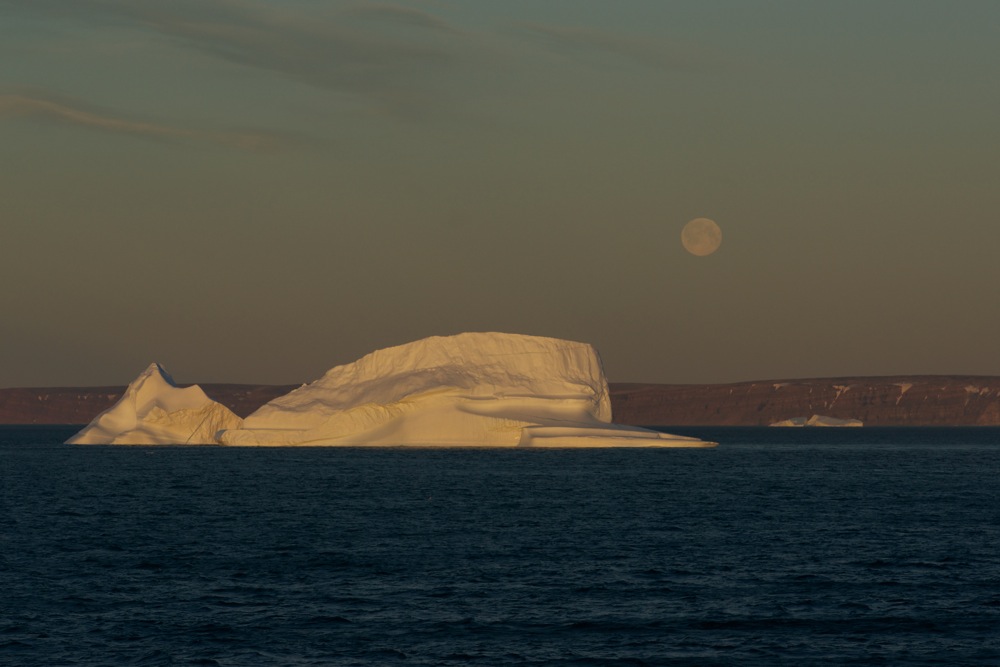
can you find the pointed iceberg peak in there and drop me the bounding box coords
[129,361,177,389]
[67,363,242,445]
[142,362,175,383]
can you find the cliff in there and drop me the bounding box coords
[610,377,1000,426]
[3,376,1000,426]
[0,384,296,425]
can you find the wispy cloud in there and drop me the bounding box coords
[0,93,278,150]
[2,0,468,114]
[338,3,462,35]
[513,22,688,70]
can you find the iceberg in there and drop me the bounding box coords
[770,415,863,427]
[66,363,242,445]
[217,332,712,447]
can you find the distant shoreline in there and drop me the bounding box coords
[3,376,999,426]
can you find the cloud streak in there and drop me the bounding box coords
[0,93,278,150]
[513,22,689,70]
[339,3,462,35]
[2,0,468,114]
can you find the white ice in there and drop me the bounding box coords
[217,332,713,447]
[770,414,863,427]
[66,363,242,445]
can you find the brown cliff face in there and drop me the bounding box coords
[2,377,999,426]
[610,377,1000,426]
[0,384,296,424]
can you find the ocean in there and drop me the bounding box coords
[2,426,999,666]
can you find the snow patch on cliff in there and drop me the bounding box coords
[67,364,242,445]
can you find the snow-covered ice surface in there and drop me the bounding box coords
[770,415,863,427]
[66,364,242,445]
[218,333,712,447]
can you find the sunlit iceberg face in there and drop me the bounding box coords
[68,333,714,447]
[66,363,242,445]
[216,332,713,447]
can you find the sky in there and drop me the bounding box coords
[2,0,999,387]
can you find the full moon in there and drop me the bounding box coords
[681,217,722,256]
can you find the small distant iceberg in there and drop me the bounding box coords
[770,415,863,427]
[66,363,242,445]
[68,333,714,447]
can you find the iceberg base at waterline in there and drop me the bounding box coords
[517,425,708,448]
[66,363,243,445]
[67,333,715,447]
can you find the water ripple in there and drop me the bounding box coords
[2,428,1000,665]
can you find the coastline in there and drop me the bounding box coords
[3,376,999,426]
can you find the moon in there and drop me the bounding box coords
[681,217,722,256]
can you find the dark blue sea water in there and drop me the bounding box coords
[2,426,999,666]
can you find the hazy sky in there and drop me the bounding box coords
[2,1,999,387]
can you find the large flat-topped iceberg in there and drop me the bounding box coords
[67,363,242,445]
[218,333,712,447]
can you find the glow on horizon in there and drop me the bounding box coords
[1,1,999,387]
